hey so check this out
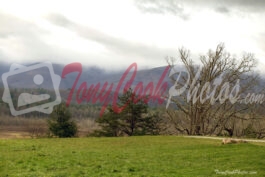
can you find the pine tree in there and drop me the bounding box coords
[48,103,77,137]
[95,88,163,136]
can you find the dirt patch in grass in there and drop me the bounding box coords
[0,130,31,139]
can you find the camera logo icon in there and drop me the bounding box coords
[1,62,61,116]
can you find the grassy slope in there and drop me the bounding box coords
[0,136,264,177]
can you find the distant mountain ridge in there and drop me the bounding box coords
[0,62,172,91]
[1,62,264,95]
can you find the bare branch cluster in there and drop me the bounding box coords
[166,43,261,136]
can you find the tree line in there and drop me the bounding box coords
[1,44,265,138]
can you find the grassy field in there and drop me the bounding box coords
[0,136,264,177]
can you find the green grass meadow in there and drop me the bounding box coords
[0,136,264,177]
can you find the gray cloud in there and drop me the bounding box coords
[228,0,265,9]
[134,0,189,20]
[47,13,72,28]
[213,0,265,14]
[215,6,230,14]
[47,13,175,62]
[134,0,265,17]
[0,12,77,64]
[0,13,37,39]
[0,11,174,69]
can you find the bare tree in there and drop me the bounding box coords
[166,43,261,136]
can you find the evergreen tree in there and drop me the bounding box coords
[94,107,122,137]
[95,88,163,136]
[48,103,77,137]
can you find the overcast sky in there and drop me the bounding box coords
[0,0,265,71]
